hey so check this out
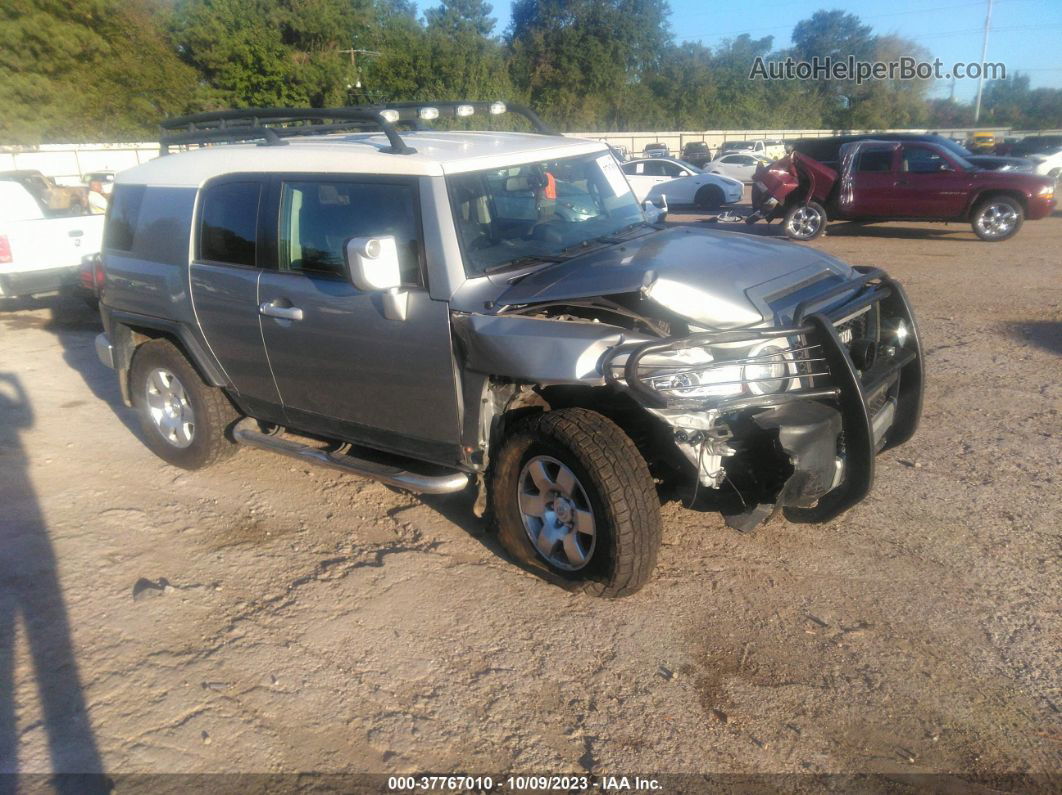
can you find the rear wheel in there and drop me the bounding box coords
[783,200,827,240]
[694,185,725,210]
[491,408,661,597]
[971,195,1023,241]
[130,339,239,469]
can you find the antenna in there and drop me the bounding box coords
[972,0,993,124]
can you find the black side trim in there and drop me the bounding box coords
[105,307,229,388]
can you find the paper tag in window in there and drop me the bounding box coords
[597,154,631,198]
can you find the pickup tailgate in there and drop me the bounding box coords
[1,214,105,275]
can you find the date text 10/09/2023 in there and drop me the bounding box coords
[387,775,663,791]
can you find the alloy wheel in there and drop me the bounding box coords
[517,455,596,571]
[975,203,1018,239]
[786,205,823,239]
[145,367,195,448]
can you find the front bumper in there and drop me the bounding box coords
[606,267,924,524]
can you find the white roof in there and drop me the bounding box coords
[117,131,609,187]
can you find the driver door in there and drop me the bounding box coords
[894,144,971,218]
[256,175,463,465]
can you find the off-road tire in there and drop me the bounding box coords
[694,185,725,210]
[130,339,239,470]
[491,408,661,598]
[970,195,1023,242]
[783,200,827,241]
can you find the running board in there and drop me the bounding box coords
[232,419,470,495]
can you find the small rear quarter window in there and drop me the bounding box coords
[104,185,146,251]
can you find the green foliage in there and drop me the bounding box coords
[2,0,1059,143]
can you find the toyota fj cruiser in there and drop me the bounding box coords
[94,102,923,597]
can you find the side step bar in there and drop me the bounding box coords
[232,419,470,495]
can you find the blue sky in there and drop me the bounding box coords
[473,0,1062,102]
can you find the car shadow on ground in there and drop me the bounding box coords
[0,372,109,791]
[1006,321,1062,355]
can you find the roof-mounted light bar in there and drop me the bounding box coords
[158,101,558,156]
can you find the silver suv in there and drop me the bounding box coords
[95,102,923,597]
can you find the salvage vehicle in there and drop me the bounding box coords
[680,141,713,169]
[748,139,1056,242]
[786,134,1034,173]
[719,139,786,160]
[1028,146,1062,180]
[642,143,670,158]
[621,157,743,208]
[93,102,924,597]
[967,131,996,153]
[707,152,772,183]
[0,170,89,215]
[0,181,104,299]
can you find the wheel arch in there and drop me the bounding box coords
[966,188,1028,218]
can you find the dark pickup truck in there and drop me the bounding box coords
[748,139,1056,242]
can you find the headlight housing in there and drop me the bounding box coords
[641,340,797,400]
[743,341,794,395]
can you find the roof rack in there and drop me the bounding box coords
[158,101,557,156]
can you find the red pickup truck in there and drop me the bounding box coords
[748,140,1056,242]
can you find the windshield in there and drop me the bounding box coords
[931,138,977,169]
[447,151,645,276]
[672,159,703,173]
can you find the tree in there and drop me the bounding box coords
[0,0,199,143]
[425,0,495,37]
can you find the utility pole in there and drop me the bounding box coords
[338,47,381,104]
[972,0,993,124]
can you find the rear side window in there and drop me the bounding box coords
[857,150,894,172]
[104,185,146,251]
[199,181,261,267]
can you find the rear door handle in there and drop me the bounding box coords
[259,301,303,321]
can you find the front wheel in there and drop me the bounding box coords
[491,408,661,597]
[971,196,1023,241]
[783,200,827,240]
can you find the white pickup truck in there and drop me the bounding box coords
[0,181,105,299]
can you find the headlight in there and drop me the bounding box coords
[743,342,794,395]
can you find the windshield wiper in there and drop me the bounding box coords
[592,222,655,244]
[484,253,569,275]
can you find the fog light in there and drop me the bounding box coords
[379,109,400,123]
[418,107,439,120]
[456,104,475,117]
[489,101,506,115]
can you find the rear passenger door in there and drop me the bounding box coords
[844,145,899,218]
[256,175,462,465]
[189,176,283,419]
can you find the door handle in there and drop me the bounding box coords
[68,229,83,237]
[259,301,303,321]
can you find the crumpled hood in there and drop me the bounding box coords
[495,226,853,328]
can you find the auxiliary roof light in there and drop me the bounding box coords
[418,107,439,120]
[455,104,475,117]
[489,101,507,115]
[379,109,400,124]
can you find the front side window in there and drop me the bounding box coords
[902,146,950,174]
[199,181,260,266]
[447,151,644,276]
[278,180,420,284]
[857,149,894,173]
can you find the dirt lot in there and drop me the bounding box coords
[1,204,1060,786]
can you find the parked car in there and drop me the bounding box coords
[748,139,1055,242]
[621,157,743,208]
[706,152,772,183]
[680,141,713,168]
[605,143,628,161]
[93,102,924,597]
[967,131,996,153]
[1027,146,1062,180]
[642,142,670,158]
[1009,135,1062,158]
[786,134,1034,173]
[0,169,89,215]
[719,139,786,160]
[0,181,104,299]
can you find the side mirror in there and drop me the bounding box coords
[345,236,402,292]
[644,195,668,223]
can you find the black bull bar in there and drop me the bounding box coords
[603,267,925,523]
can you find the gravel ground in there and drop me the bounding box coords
[0,202,1059,786]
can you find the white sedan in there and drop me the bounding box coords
[621,158,744,209]
[704,152,772,183]
[1029,146,1062,179]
